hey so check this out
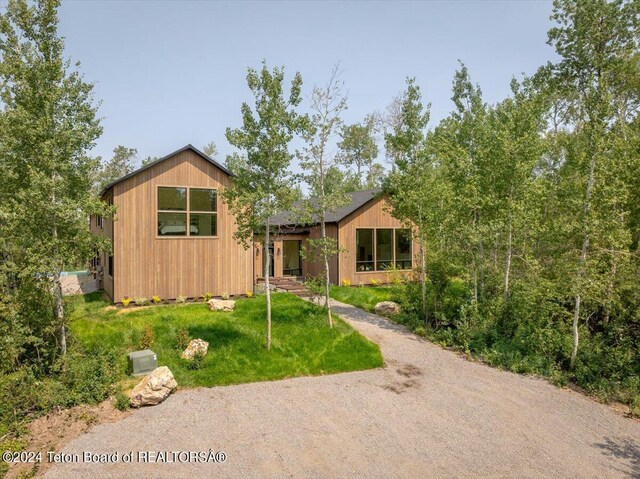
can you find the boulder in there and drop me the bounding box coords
[374,301,401,317]
[129,366,177,408]
[208,298,235,312]
[181,338,209,360]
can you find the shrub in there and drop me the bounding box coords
[151,295,162,304]
[134,297,149,307]
[114,391,130,411]
[245,290,254,298]
[187,351,205,370]
[342,279,351,287]
[175,295,187,304]
[201,292,214,302]
[176,328,190,351]
[121,297,132,307]
[221,292,230,300]
[370,279,380,287]
[139,325,155,350]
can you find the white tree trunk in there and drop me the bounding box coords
[504,222,512,299]
[321,220,333,328]
[264,221,272,351]
[420,239,427,326]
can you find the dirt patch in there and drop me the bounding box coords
[382,378,420,394]
[5,400,130,479]
[396,363,423,378]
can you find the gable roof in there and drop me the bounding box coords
[269,188,383,226]
[100,144,233,196]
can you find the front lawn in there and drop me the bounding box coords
[68,292,383,388]
[329,285,397,313]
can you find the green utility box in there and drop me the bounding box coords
[127,349,157,376]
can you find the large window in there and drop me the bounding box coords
[395,229,412,269]
[356,229,374,271]
[376,229,394,270]
[356,227,412,272]
[158,187,217,237]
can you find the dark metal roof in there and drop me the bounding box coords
[269,188,383,226]
[99,144,234,197]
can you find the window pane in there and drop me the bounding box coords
[356,229,374,272]
[190,213,217,236]
[283,240,302,276]
[395,229,412,269]
[158,212,187,236]
[376,229,394,270]
[158,187,186,211]
[190,188,217,212]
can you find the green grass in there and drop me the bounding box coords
[329,285,397,313]
[68,292,383,388]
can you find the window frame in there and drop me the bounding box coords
[156,185,219,239]
[355,227,412,273]
[355,228,375,272]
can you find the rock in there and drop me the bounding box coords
[208,298,235,312]
[374,301,401,317]
[181,339,209,360]
[129,366,177,408]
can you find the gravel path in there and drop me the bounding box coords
[45,299,640,478]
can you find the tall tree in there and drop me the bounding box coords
[202,140,218,158]
[384,78,431,321]
[141,155,158,167]
[298,65,349,327]
[0,0,108,358]
[338,114,381,188]
[96,145,137,192]
[223,62,307,350]
[546,0,639,368]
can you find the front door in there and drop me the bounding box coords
[283,240,302,277]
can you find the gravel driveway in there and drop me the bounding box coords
[46,299,640,478]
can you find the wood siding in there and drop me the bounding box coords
[337,195,418,285]
[303,225,338,284]
[111,149,252,301]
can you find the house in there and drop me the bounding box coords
[90,144,253,302]
[91,145,416,303]
[254,188,417,286]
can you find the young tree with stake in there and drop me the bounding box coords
[223,62,307,350]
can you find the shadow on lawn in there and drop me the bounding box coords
[187,324,246,347]
[595,436,640,478]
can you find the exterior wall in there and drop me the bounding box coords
[111,149,253,302]
[337,196,418,285]
[90,191,114,300]
[303,225,338,284]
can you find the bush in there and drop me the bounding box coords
[187,351,205,370]
[201,292,214,302]
[134,297,149,307]
[370,279,380,286]
[245,290,254,298]
[114,391,130,411]
[221,292,230,300]
[121,297,132,307]
[342,279,351,287]
[176,328,190,351]
[139,326,155,350]
[151,295,162,304]
[175,295,187,304]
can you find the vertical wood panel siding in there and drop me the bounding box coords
[337,196,418,285]
[111,150,252,301]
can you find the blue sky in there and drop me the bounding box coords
[58,0,556,167]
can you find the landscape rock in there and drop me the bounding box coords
[374,301,401,317]
[181,338,209,360]
[208,298,235,312]
[129,366,177,408]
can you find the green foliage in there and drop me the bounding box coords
[186,351,206,371]
[175,295,187,304]
[175,328,190,351]
[121,297,132,307]
[134,297,149,307]
[139,325,155,350]
[200,292,214,302]
[114,391,130,412]
[221,292,230,300]
[151,295,162,304]
[95,145,138,193]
